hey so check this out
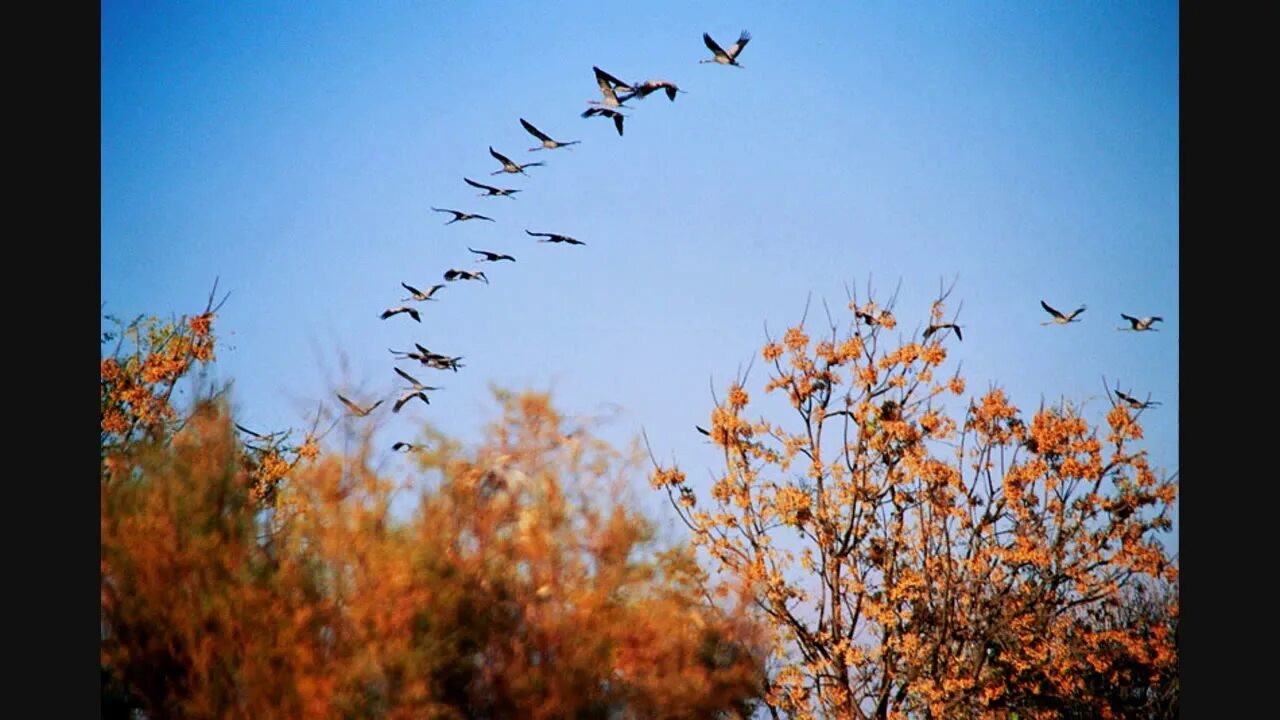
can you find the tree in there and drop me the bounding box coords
[650,286,1178,719]
[101,296,770,717]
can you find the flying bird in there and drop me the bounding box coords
[394,366,442,394]
[1040,300,1086,325]
[632,79,685,101]
[696,425,710,436]
[526,230,586,245]
[469,247,516,262]
[401,282,444,302]
[431,207,495,225]
[1114,389,1162,410]
[464,177,521,198]
[590,66,637,108]
[393,390,430,413]
[701,31,751,67]
[581,107,625,136]
[489,146,544,175]
[392,441,418,452]
[1119,314,1164,331]
[923,323,963,341]
[380,306,422,322]
[336,393,383,418]
[444,268,489,284]
[520,118,580,151]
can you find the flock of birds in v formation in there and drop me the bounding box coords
[321,31,755,453]
[286,29,1163,455]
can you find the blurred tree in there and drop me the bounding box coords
[101,296,769,717]
[650,287,1178,719]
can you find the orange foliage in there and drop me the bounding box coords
[102,387,768,717]
[652,289,1178,719]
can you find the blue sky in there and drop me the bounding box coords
[102,1,1178,550]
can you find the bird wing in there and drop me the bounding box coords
[464,177,497,192]
[612,113,624,136]
[380,308,399,319]
[923,326,937,339]
[395,366,422,387]
[444,269,459,280]
[727,31,751,59]
[594,66,633,91]
[475,214,495,221]
[526,230,548,238]
[489,146,513,166]
[1040,300,1064,319]
[407,308,421,322]
[1120,313,1139,325]
[336,394,362,414]
[954,325,963,341]
[401,281,421,296]
[703,32,727,57]
[520,118,553,143]
[235,423,263,438]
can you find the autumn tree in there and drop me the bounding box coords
[102,297,770,717]
[650,286,1178,719]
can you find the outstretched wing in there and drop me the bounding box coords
[464,177,497,192]
[612,113,624,136]
[526,230,550,238]
[395,366,422,387]
[336,393,362,414]
[593,66,633,91]
[1120,313,1139,325]
[401,281,422,296]
[520,118,552,143]
[1040,300,1064,319]
[703,32,727,58]
[727,30,751,59]
[489,146,513,166]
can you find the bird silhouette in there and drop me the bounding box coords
[444,268,489,284]
[520,118,580,151]
[336,393,383,418]
[581,107,625,136]
[1040,300,1086,325]
[401,282,444,302]
[469,247,516,262]
[923,323,963,341]
[432,207,495,225]
[701,31,751,67]
[526,230,586,245]
[380,306,421,322]
[632,79,685,101]
[489,146,544,175]
[1119,314,1164,331]
[464,177,521,198]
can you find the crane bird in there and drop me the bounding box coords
[489,146,544,175]
[632,79,686,101]
[701,31,751,67]
[464,177,521,198]
[520,118,580,151]
[1119,314,1164,331]
[393,390,430,413]
[380,306,421,322]
[580,107,625,136]
[401,282,444,302]
[1114,389,1162,410]
[431,207,495,225]
[923,323,963,341]
[526,230,586,245]
[394,367,442,394]
[336,393,383,418]
[444,268,489,284]
[590,66,636,108]
[469,247,516,262]
[1040,300,1086,325]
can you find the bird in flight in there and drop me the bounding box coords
[923,323,963,341]
[464,177,521,198]
[432,207,495,225]
[401,282,444,302]
[444,268,489,284]
[701,31,751,67]
[380,306,422,322]
[392,441,418,452]
[336,393,383,418]
[394,389,430,413]
[590,66,637,108]
[1119,314,1164,331]
[395,366,442,394]
[520,118,580,151]
[581,107,625,136]
[490,146,544,175]
[526,230,586,245]
[1114,389,1162,410]
[469,247,516,263]
[632,79,686,101]
[1040,300,1086,325]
